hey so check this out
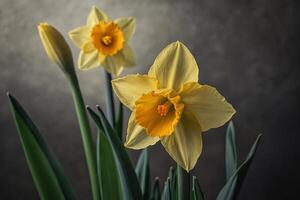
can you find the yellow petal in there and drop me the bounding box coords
[68,26,91,49]
[125,113,160,149]
[112,74,158,110]
[78,50,99,70]
[115,17,136,41]
[148,41,199,91]
[114,44,136,67]
[87,6,109,26]
[82,41,95,53]
[160,113,203,172]
[98,53,105,64]
[180,82,236,132]
[101,56,124,76]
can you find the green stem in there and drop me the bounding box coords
[177,164,190,200]
[68,75,100,200]
[115,102,123,140]
[104,71,115,126]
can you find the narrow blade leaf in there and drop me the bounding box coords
[192,176,205,200]
[87,106,142,200]
[8,93,76,200]
[97,131,122,200]
[216,134,262,200]
[150,178,161,200]
[168,166,177,199]
[161,178,171,200]
[225,121,237,181]
[135,149,150,200]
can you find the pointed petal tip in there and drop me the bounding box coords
[124,141,141,150]
[174,40,184,46]
[38,22,49,29]
[91,5,98,11]
[124,141,137,150]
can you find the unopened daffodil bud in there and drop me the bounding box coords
[38,23,74,75]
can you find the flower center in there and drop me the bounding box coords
[135,91,184,137]
[102,35,112,46]
[157,101,173,116]
[91,21,124,56]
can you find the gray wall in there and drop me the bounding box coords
[1,0,299,199]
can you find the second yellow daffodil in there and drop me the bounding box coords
[69,6,136,76]
[112,41,236,171]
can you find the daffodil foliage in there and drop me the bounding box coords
[8,93,261,200]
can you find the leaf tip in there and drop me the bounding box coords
[96,105,105,116]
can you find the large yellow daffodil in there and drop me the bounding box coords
[69,6,136,76]
[112,41,236,171]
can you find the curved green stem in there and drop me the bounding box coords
[68,75,100,200]
[177,164,190,200]
[104,71,115,126]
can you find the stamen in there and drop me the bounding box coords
[157,101,173,116]
[102,35,112,46]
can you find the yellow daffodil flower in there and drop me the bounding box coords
[69,6,136,76]
[112,41,236,171]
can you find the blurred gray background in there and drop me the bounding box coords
[1,0,299,199]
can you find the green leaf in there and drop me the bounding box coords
[87,106,142,200]
[7,93,76,200]
[192,176,205,200]
[161,178,171,200]
[97,131,122,200]
[135,149,150,200]
[114,102,123,140]
[216,134,262,200]
[225,121,237,181]
[168,166,177,199]
[150,178,161,200]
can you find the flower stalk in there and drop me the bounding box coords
[104,71,115,126]
[67,74,100,200]
[177,164,190,200]
[38,23,100,200]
